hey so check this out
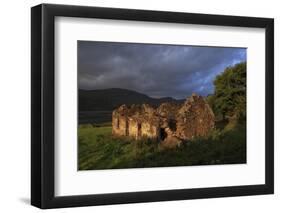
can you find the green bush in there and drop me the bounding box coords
[207,62,246,122]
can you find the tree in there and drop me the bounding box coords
[209,62,246,121]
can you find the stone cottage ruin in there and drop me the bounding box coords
[112,93,215,148]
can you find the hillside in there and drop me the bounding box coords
[79,88,183,111]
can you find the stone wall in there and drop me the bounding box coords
[112,93,215,147]
[175,94,215,140]
[128,118,138,139]
[112,105,129,136]
[112,114,128,136]
[141,120,159,139]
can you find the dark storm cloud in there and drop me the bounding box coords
[78,41,246,99]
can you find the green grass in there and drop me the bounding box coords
[78,123,246,170]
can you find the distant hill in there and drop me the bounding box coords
[79,88,184,111]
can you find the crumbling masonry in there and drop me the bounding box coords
[112,94,215,148]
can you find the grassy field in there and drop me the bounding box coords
[78,122,246,170]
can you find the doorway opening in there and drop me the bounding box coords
[137,123,142,139]
[159,128,167,141]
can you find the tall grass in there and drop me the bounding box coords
[78,123,246,170]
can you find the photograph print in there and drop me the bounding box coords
[78,41,247,171]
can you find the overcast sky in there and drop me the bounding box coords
[78,41,246,99]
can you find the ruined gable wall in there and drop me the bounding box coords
[175,95,215,140]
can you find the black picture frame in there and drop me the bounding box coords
[31,3,274,209]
